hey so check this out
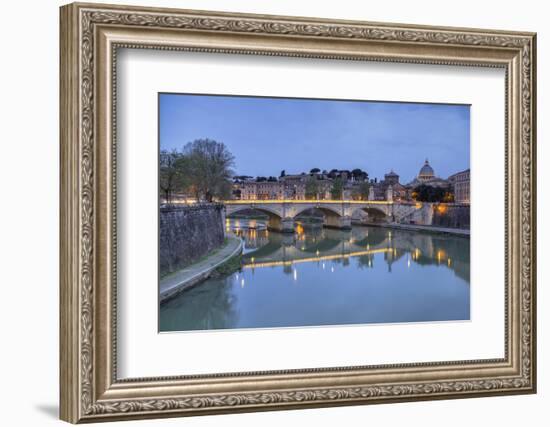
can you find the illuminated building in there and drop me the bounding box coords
[369,170,408,201]
[448,168,470,203]
[406,159,450,189]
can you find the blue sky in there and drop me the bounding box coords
[159,93,470,183]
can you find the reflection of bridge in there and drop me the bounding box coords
[237,226,469,280]
[224,200,424,232]
[243,229,393,264]
[242,248,391,269]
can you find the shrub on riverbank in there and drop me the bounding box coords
[211,252,242,278]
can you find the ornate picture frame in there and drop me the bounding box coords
[60,2,536,423]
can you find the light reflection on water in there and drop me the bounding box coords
[160,222,470,332]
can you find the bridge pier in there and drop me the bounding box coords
[267,216,295,233]
[281,217,296,233]
[324,215,352,230]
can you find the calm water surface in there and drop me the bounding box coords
[160,223,470,332]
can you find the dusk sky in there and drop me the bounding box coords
[159,93,470,183]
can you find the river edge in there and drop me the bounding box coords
[159,224,471,331]
[357,222,470,237]
[160,222,467,304]
[159,234,243,304]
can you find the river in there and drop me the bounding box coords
[159,221,470,332]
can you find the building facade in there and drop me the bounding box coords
[236,179,306,200]
[448,168,470,203]
[231,160,467,203]
[368,170,408,201]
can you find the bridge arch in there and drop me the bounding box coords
[226,205,283,220]
[225,205,294,232]
[351,206,389,223]
[292,205,343,219]
[292,205,352,230]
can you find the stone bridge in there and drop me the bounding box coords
[224,200,426,232]
[242,229,393,269]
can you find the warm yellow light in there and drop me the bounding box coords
[224,199,393,205]
[241,248,391,269]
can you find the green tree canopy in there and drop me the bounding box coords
[413,184,451,203]
[305,176,320,199]
[351,181,370,201]
[159,149,187,204]
[351,168,368,181]
[180,138,235,202]
[330,177,344,199]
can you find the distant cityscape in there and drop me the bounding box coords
[229,159,469,204]
[158,97,472,332]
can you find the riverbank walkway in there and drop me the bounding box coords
[160,234,243,304]
[371,223,470,236]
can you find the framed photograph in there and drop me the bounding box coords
[60,2,537,423]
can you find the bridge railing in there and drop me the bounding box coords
[222,199,394,205]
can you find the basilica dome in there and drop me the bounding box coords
[418,159,435,181]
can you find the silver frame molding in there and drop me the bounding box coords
[60,2,537,423]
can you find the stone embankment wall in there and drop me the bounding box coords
[395,203,470,229]
[160,204,225,276]
[431,204,470,229]
[394,203,433,225]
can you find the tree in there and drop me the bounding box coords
[331,177,344,199]
[339,170,351,181]
[351,168,368,182]
[414,184,449,202]
[351,168,362,179]
[182,139,235,202]
[305,176,320,199]
[159,149,185,204]
[310,167,321,174]
[280,170,286,177]
[351,181,370,201]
